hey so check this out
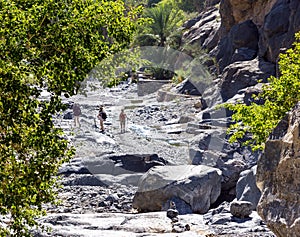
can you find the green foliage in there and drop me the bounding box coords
[86,47,149,88]
[134,0,185,48]
[0,0,141,235]
[224,32,300,151]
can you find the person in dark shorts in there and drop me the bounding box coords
[97,105,107,132]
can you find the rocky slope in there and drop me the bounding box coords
[182,0,300,235]
[183,0,300,104]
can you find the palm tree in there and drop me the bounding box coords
[135,1,184,47]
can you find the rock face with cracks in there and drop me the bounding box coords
[257,103,300,237]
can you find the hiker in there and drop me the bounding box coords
[72,103,81,127]
[119,108,127,133]
[97,105,107,132]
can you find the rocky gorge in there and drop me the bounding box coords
[35,83,273,237]
[34,0,300,236]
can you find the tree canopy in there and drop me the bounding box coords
[0,0,142,235]
[224,32,300,151]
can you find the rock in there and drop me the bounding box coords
[256,102,300,237]
[63,111,73,119]
[83,154,168,186]
[231,47,257,63]
[167,209,179,221]
[172,78,204,96]
[132,165,222,214]
[230,200,253,218]
[259,1,300,63]
[107,154,168,173]
[204,201,274,236]
[36,212,208,237]
[216,20,259,71]
[219,0,300,64]
[220,58,275,101]
[236,165,261,210]
[58,158,91,175]
[62,174,107,186]
[219,0,278,35]
[183,7,221,50]
[172,222,190,233]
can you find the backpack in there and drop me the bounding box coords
[101,112,107,120]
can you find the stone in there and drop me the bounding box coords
[62,174,107,186]
[182,7,221,51]
[132,165,222,214]
[63,111,73,119]
[236,165,261,210]
[220,58,275,101]
[230,200,253,219]
[257,102,300,237]
[167,209,179,220]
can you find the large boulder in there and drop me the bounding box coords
[220,58,275,101]
[256,102,300,236]
[216,20,259,71]
[133,165,222,214]
[236,165,261,210]
[84,154,168,186]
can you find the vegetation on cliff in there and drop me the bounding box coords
[225,32,300,151]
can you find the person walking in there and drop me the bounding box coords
[119,108,127,133]
[97,105,107,132]
[72,103,81,127]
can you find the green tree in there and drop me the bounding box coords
[224,32,300,151]
[135,0,184,47]
[0,0,142,235]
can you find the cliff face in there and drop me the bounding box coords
[219,0,300,65]
[256,103,300,237]
[182,1,300,235]
[183,0,300,104]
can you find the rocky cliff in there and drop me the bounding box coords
[256,103,300,237]
[183,0,300,104]
[182,0,300,235]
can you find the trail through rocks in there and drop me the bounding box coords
[36,83,275,237]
